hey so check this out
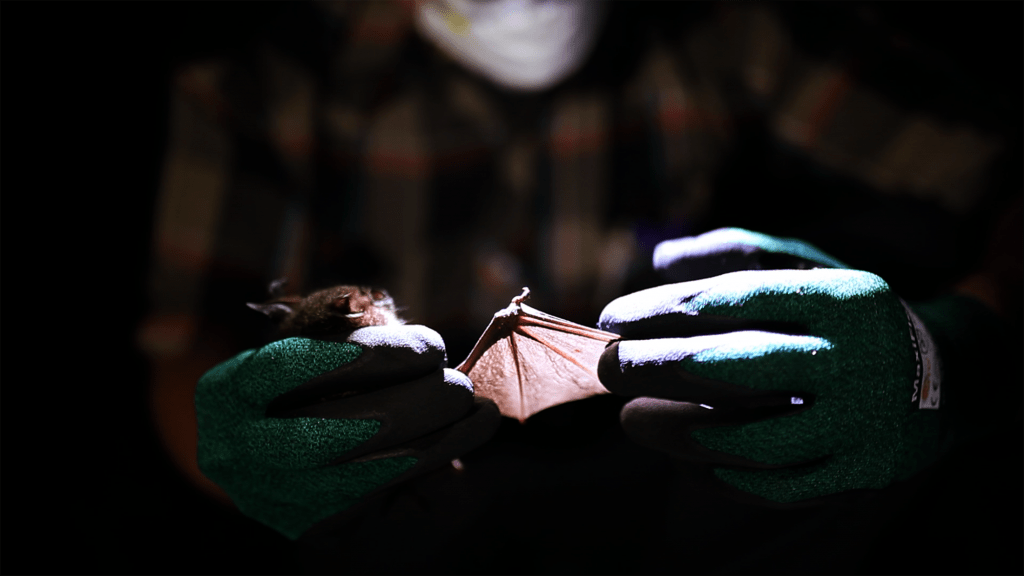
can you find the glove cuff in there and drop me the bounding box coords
[908,294,1018,450]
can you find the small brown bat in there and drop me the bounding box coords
[250,281,618,422]
[247,278,403,339]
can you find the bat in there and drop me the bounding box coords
[454,288,620,423]
[247,278,403,340]
[250,281,619,422]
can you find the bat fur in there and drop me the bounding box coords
[248,278,404,340]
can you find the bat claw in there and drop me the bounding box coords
[512,287,531,305]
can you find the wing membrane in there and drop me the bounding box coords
[456,289,619,422]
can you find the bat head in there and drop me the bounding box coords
[248,280,403,340]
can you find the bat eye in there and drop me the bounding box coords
[371,289,387,301]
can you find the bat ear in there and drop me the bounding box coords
[370,288,395,308]
[247,301,295,321]
[268,277,289,297]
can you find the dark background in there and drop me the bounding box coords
[5,2,1021,573]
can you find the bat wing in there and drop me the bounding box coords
[455,293,619,423]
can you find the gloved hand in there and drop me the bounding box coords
[597,228,943,504]
[196,325,500,539]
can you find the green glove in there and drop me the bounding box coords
[598,228,943,504]
[196,325,499,539]
[652,227,849,281]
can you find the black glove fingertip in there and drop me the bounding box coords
[619,395,814,467]
[597,341,628,395]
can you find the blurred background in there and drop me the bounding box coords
[5,1,1021,573]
